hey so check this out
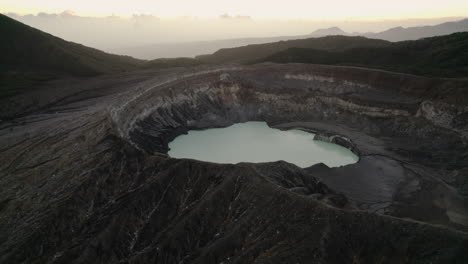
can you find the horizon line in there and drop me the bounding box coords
[2,10,468,22]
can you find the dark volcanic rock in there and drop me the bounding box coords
[1,63,468,263]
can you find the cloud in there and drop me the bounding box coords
[219,13,251,20]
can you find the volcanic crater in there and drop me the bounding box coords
[1,63,468,263]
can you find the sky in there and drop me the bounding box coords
[2,0,468,19]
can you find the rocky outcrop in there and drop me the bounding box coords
[312,133,358,155]
[417,100,457,128]
[1,63,468,263]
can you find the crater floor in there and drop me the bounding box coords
[1,63,468,263]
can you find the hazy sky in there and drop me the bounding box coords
[2,0,468,19]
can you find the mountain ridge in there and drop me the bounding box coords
[114,18,468,59]
[309,26,348,36]
[196,35,391,64]
[261,32,468,78]
[365,18,468,41]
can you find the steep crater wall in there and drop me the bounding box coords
[110,65,467,171]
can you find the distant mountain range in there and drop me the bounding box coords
[363,18,468,41]
[116,18,468,59]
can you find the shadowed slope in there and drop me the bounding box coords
[0,14,143,77]
[0,14,203,100]
[262,32,468,77]
[196,36,391,64]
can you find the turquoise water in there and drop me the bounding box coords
[168,122,358,168]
